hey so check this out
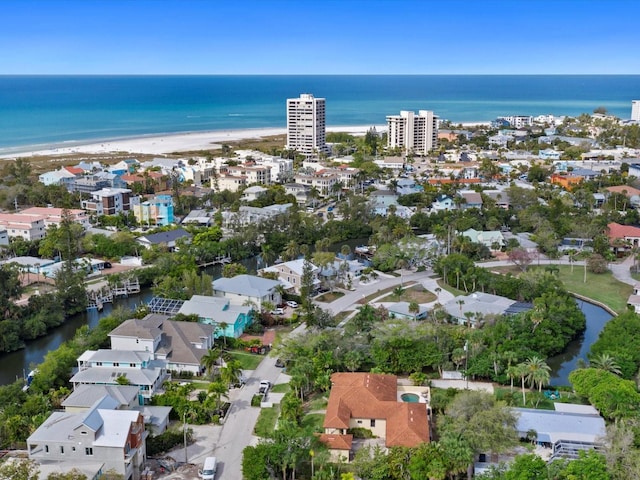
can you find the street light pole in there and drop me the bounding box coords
[183,411,188,464]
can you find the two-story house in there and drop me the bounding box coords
[259,259,320,295]
[108,314,215,375]
[322,373,430,462]
[177,295,253,338]
[69,350,168,403]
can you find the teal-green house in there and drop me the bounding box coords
[177,295,253,338]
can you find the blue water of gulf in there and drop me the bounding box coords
[0,75,638,151]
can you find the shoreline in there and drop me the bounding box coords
[0,122,488,159]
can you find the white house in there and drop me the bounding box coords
[259,259,320,294]
[212,274,284,310]
[108,314,215,376]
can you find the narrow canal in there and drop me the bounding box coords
[547,300,613,386]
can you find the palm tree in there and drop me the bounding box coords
[260,244,276,267]
[506,365,519,393]
[515,363,529,405]
[408,301,420,321]
[207,380,229,411]
[524,356,551,392]
[340,244,351,259]
[201,348,220,377]
[220,359,243,387]
[282,240,300,262]
[589,352,622,375]
[218,322,229,347]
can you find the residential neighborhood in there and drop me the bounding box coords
[1,101,640,480]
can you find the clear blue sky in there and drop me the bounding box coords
[2,0,639,74]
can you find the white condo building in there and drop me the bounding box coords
[286,93,328,157]
[632,100,640,122]
[387,110,438,155]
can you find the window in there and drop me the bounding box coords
[60,446,64,454]
[45,445,49,453]
[85,447,93,456]
[96,362,102,366]
[113,362,119,367]
[72,447,76,452]
[356,420,362,424]
[370,419,376,428]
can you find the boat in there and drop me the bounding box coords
[22,369,37,392]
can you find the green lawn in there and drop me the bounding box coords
[270,383,290,394]
[301,413,325,432]
[306,393,328,411]
[228,351,264,370]
[254,405,280,437]
[485,265,631,314]
[543,265,631,314]
[383,284,437,303]
[316,291,345,302]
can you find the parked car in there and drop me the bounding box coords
[286,301,298,308]
[275,358,285,368]
[270,307,285,315]
[259,380,271,394]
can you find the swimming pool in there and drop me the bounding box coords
[401,393,420,403]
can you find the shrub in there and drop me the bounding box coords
[251,394,263,407]
[347,427,375,439]
[147,427,193,457]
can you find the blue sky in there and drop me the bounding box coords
[2,0,639,74]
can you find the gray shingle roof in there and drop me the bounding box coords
[62,385,139,409]
[212,274,281,297]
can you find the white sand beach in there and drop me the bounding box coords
[0,125,387,159]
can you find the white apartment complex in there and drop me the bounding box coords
[286,93,328,157]
[497,115,534,128]
[632,100,640,122]
[387,110,438,156]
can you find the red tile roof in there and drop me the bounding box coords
[318,433,353,451]
[323,373,430,448]
[64,166,84,175]
[607,222,640,240]
[606,185,640,197]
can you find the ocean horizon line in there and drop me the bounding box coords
[2,73,640,77]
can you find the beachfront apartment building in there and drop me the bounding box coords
[20,206,91,230]
[632,100,640,122]
[0,213,46,241]
[497,115,534,128]
[387,110,438,156]
[286,93,328,157]
[81,188,133,216]
[130,194,174,226]
[293,171,340,196]
[215,174,247,192]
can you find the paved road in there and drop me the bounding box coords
[210,324,305,480]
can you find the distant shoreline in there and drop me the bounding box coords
[0,122,490,159]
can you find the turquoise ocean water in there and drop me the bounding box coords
[0,75,638,153]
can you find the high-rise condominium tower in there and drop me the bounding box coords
[286,93,328,157]
[387,110,438,155]
[632,100,640,122]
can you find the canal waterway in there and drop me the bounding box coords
[547,300,613,386]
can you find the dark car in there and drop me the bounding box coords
[275,358,285,368]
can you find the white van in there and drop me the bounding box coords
[198,457,217,479]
